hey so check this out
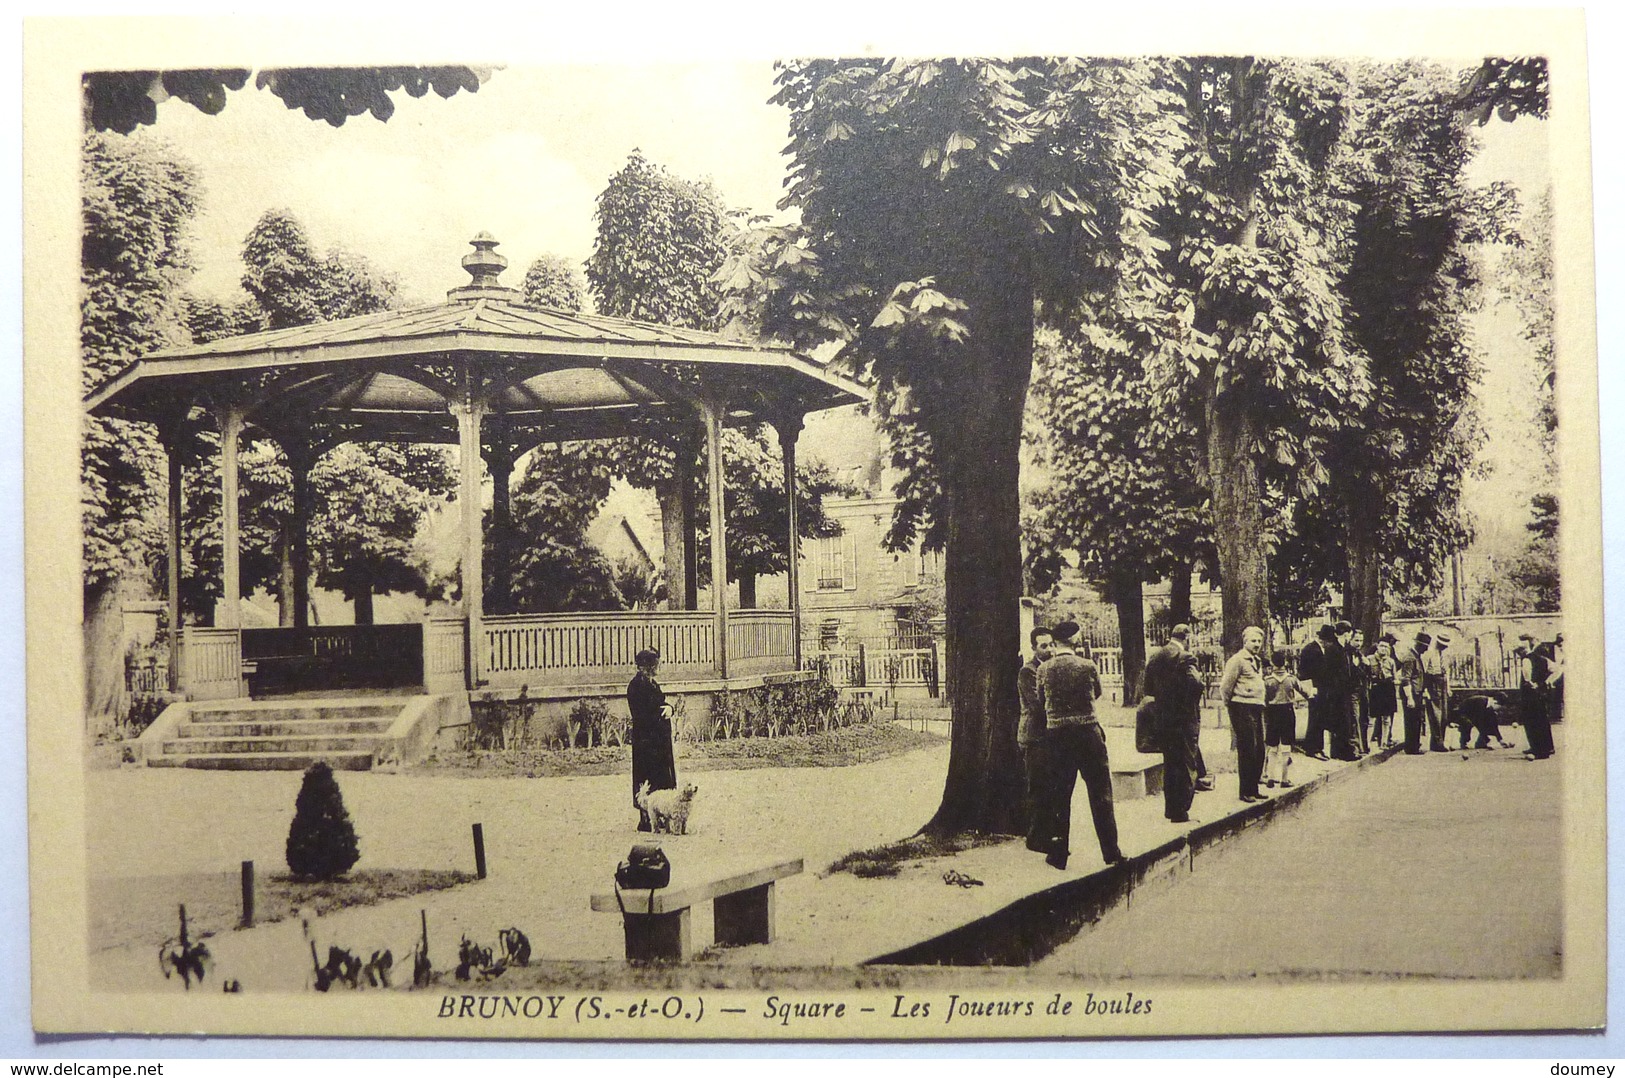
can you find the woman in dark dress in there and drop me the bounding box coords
[627,647,677,831]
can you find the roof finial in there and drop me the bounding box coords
[448,232,520,302]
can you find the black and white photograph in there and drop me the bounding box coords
[20,11,1606,1043]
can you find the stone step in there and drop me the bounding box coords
[147,750,376,772]
[179,719,396,739]
[163,734,388,756]
[186,702,404,723]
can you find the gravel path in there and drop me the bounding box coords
[87,712,1364,993]
[1038,733,1562,980]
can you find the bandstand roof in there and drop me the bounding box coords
[85,234,867,447]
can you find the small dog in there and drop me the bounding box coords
[636,781,699,835]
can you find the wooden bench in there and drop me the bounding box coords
[590,856,804,963]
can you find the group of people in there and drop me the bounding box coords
[1019,617,1567,868]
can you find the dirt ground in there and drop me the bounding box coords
[85,706,1333,994]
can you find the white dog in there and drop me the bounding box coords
[636,781,699,835]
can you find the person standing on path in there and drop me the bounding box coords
[1368,634,1400,748]
[1035,620,1124,870]
[1398,631,1430,754]
[1018,626,1059,853]
[1329,622,1361,761]
[1221,626,1270,802]
[1422,634,1452,753]
[1264,649,1307,788]
[1519,633,1556,760]
[1145,623,1205,823]
[1297,625,1335,760]
[626,647,677,832]
[1350,629,1372,754]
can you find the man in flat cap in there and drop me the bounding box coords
[1422,632,1452,752]
[1519,631,1556,760]
[1397,631,1430,754]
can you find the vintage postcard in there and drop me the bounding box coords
[23,11,1604,1041]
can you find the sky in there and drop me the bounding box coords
[134,63,795,305]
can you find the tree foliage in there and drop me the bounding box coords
[175,209,450,623]
[84,66,488,134]
[499,151,843,611]
[520,254,589,313]
[1306,63,1503,632]
[309,443,457,619]
[585,150,728,330]
[731,58,1187,834]
[81,132,198,596]
[1457,57,1549,126]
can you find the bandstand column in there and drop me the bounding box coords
[702,398,729,679]
[776,415,804,671]
[483,417,515,616]
[216,405,244,630]
[454,379,487,688]
[285,439,315,629]
[159,423,184,692]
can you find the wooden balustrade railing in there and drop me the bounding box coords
[727,610,795,675]
[482,611,718,689]
[180,627,243,700]
[424,618,468,693]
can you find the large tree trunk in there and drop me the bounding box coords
[657,479,687,611]
[1169,561,1193,626]
[1113,569,1147,705]
[353,587,374,626]
[738,570,757,610]
[83,580,129,734]
[277,531,295,626]
[1204,379,1270,656]
[1344,510,1385,643]
[922,269,1032,837]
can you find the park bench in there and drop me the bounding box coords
[590,856,804,963]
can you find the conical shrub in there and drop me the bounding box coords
[286,762,361,880]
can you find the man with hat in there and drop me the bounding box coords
[1519,632,1556,760]
[1144,622,1206,823]
[1328,621,1361,761]
[1421,632,1452,752]
[1034,620,1124,869]
[1296,624,1336,760]
[1397,631,1430,754]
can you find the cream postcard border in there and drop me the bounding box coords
[22,9,1605,1041]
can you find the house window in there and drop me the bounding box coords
[921,550,944,581]
[813,532,857,591]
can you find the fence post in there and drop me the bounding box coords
[855,642,867,688]
[239,860,254,928]
[472,823,487,880]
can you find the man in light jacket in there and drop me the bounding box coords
[1220,626,1269,802]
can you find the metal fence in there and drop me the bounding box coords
[803,635,941,697]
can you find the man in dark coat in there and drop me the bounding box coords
[1328,622,1360,760]
[1397,631,1430,754]
[1017,626,1058,852]
[1144,623,1205,824]
[1298,624,1337,760]
[1520,633,1557,760]
[627,647,677,831]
